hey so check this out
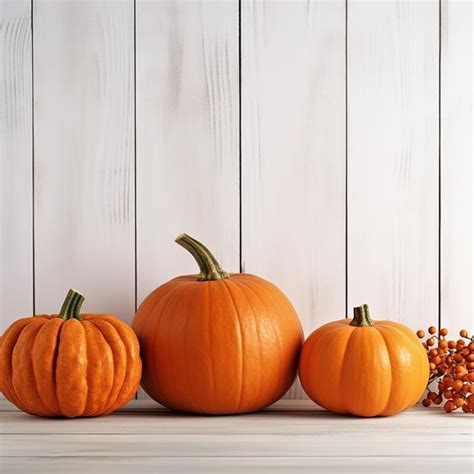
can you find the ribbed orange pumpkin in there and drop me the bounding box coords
[0,290,142,418]
[132,233,303,414]
[299,305,429,417]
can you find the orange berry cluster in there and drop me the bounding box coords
[417,326,474,413]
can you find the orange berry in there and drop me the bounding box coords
[427,391,437,401]
[448,340,456,349]
[454,354,464,363]
[462,404,470,413]
[453,380,463,391]
[466,354,474,362]
[460,329,468,338]
[454,398,465,408]
[429,349,439,357]
[457,339,466,346]
[434,396,442,405]
[422,398,431,407]
[440,328,448,337]
[432,356,442,366]
[443,390,453,399]
[416,330,425,338]
[429,362,436,371]
[428,326,436,335]
[444,400,455,413]
[468,342,474,351]
[467,362,474,370]
[443,376,453,386]
[427,338,435,347]
[439,340,448,350]
[468,373,474,382]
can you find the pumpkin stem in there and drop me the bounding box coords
[350,304,374,327]
[58,289,85,320]
[175,233,229,281]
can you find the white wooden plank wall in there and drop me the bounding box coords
[33,0,135,323]
[0,0,472,399]
[135,0,239,398]
[440,0,472,328]
[0,1,33,327]
[241,0,346,398]
[347,0,439,329]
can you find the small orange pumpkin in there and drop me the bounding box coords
[132,233,303,414]
[299,305,429,417]
[0,289,142,418]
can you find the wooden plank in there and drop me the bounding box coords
[1,405,471,435]
[136,0,239,296]
[33,1,135,322]
[440,0,472,329]
[2,431,471,457]
[2,456,471,474]
[347,0,439,328]
[241,0,346,398]
[135,0,239,398]
[0,1,33,332]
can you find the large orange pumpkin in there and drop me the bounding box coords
[299,305,429,417]
[132,233,303,414]
[0,289,142,418]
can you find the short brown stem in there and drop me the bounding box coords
[350,304,374,327]
[175,233,229,281]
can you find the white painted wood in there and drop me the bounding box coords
[3,457,471,474]
[440,0,473,329]
[136,0,239,298]
[1,400,472,472]
[33,1,135,322]
[1,401,470,435]
[136,0,239,398]
[241,0,346,399]
[347,0,439,329]
[0,1,32,332]
[3,431,471,458]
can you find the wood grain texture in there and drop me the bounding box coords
[136,0,239,397]
[1,400,472,474]
[0,1,32,332]
[136,0,239,298]
[2,432,471,458]
[347,0,439,328]
[440,0,472,329]
[241,0,346,399]
[2,457,472,474]
[1,401,470,435]
[33,1,135,322]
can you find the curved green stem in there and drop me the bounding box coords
[175,233,229,281]
[351,304,374,327]
[58,289,84,320]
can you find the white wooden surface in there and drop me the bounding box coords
[347,0,439,328]
[33,0,136,323]
[440,0,472,327]
[241,0,346,398]
[136,0,239,301]
[0,0,473,399]
[0,0,33,331]
[1,399,472,473]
